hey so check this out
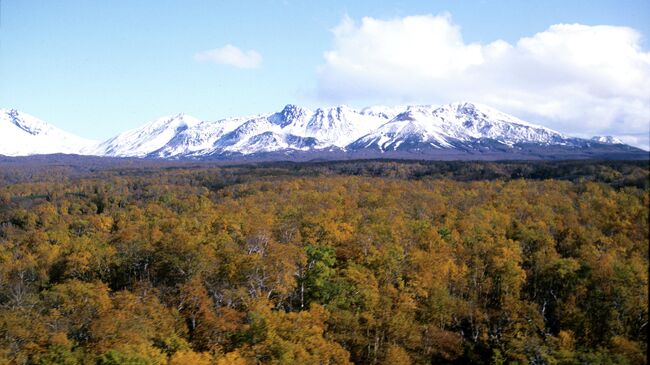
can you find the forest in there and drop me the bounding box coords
[0,159,647,364]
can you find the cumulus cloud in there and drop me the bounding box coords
[318,14,650,149]
[195,44,262,69]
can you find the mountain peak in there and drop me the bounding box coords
[359,105,404,119]
[591,136,623,144]
[280,104,305,113]
[272,104,311,127]
[1,108,49,136]
[5,108,19,117]
[138,113,202,134]
[2,104,644,159]
[94,113,202,157]
[0,109,96,156]
[434,102,556,132]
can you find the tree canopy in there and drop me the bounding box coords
[0,160,647,364]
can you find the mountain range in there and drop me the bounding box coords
[1,103,646,160]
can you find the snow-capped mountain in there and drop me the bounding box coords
[0,109,97,156]
[591,136,624,144]
[349,103,566,151]
[278,105,391,147]
[102,102,581,158]
[93,113,202,157]
[1,103,645,160]
[122,105,397,158]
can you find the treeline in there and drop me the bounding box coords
[0,158,648,189]
[0,161,647,364]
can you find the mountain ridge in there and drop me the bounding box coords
[0,109,97,156]
[1,103,646,160]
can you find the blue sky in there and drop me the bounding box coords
[1,0,649,147]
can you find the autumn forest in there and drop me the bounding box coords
[0,159,647,365]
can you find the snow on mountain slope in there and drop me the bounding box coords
[214,114,282,152]
[151,115,257,158]
[150,105,395,157]
[96,102,616,157]
[350,102,566,151]
[359,105,406,120]
[350,107,453,151]
[591,136,624,144]
[223,131,321,155]
[5,103,639,159]
[431,103,564,144]
[0,109,97,156]
[94,113,202,157]
[279,105,392,147]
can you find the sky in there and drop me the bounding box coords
[1,0,649,148]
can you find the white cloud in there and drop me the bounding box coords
[318,14,650,149]
[195,44,262,69]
